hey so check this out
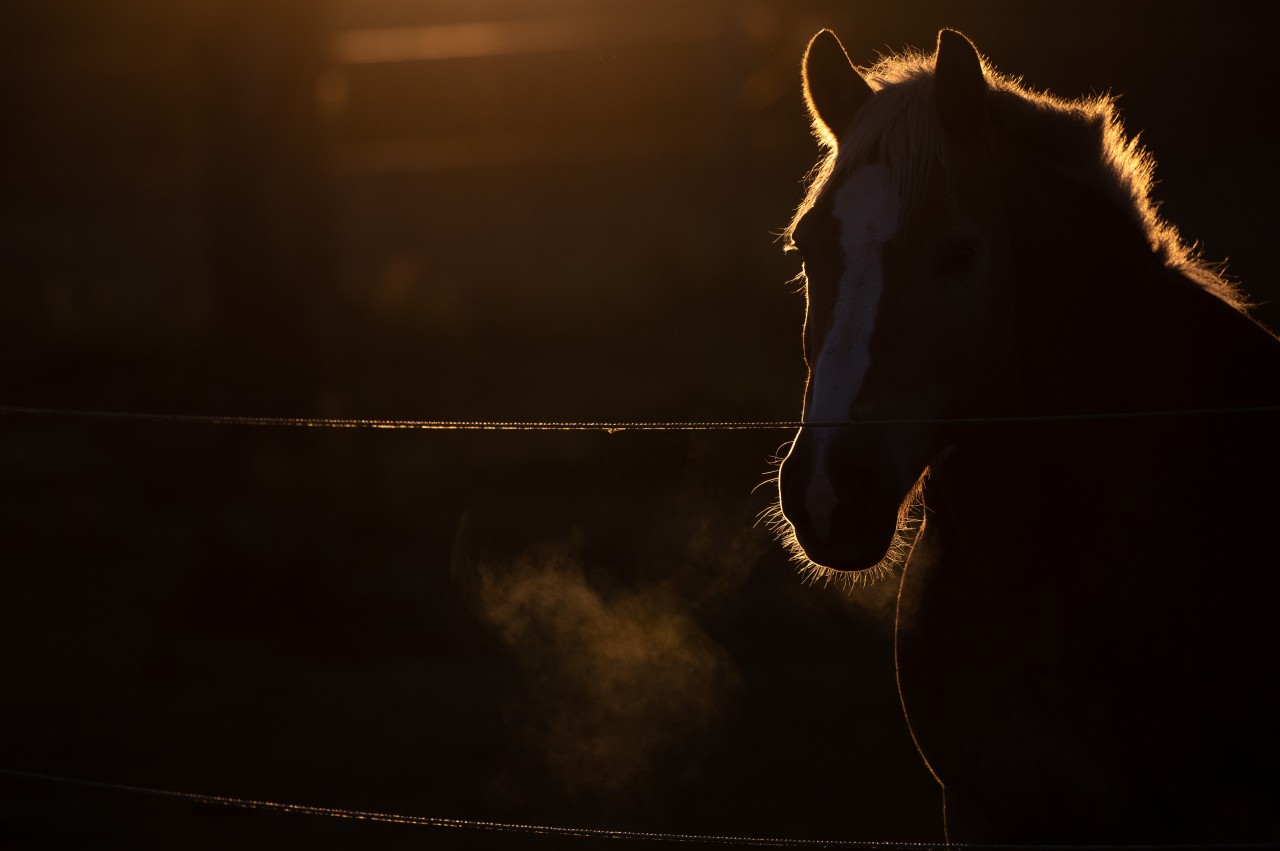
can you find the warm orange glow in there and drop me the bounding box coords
[332,11,721,65]
[327,122,714,175]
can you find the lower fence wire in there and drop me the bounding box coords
[1,404,1278,432]
[0,768,1272,850]
[4,404,1278,847]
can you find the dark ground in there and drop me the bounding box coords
[1,2,1276,848]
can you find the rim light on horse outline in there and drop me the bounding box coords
[767,27,1280,844]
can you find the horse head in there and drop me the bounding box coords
[776,31,1017,578]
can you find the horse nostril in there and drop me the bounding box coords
[778,453,811,510]
[779,438,874,517]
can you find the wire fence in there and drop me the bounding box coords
[1,768,1272,850]
[2,404,1278,432]
[4,402,1278,847]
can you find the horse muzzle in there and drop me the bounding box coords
[779,438,901,572]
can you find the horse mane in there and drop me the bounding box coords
[785,42,1247,311]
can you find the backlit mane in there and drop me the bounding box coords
[785,43,1245,310]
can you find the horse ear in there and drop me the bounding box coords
[934,29,987,137]
[803,30,873,144]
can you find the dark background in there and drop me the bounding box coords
[1,2,1275,848]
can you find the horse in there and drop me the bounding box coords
[770,29,1280,844]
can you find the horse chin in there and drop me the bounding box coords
[789,509,900,574]
[793,516,896,570]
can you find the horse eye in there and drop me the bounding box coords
[933,240,979,278]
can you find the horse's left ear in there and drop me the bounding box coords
[934,29,987,137]
[803,30,874,145]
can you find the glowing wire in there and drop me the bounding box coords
[0,768,1272,849]
[0,404,1276,432]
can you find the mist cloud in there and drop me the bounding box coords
[462,528,740,802]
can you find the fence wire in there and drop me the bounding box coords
[2,404,1277,432]
[1,768,1272,850]
[4,403,1277,847]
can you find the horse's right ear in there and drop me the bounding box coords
[934,29,987,138]
[803,30,873,145]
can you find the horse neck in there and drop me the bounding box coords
[902,180,1280,843]
[1005,173,1278,417]
[928,173,1279,558]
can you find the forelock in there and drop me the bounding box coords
[786,51,947,243]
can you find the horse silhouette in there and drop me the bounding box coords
[771,29,1280,844]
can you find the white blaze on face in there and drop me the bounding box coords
[802,163,900,537]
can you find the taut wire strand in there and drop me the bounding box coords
[0,768,1273,850]
[0,404,1277,432]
